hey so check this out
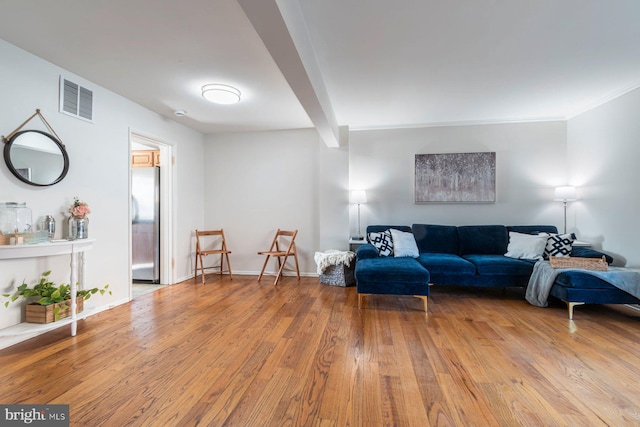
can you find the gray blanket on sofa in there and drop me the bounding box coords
[526,261,640,307]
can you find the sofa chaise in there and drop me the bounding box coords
[355,226,430,312]
[355,224,640,318]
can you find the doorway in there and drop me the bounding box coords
[129,132,173,298]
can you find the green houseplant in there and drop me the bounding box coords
[3,270,111,322]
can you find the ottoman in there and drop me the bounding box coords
[355,256,430,312]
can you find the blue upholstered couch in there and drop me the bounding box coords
[355,224,639,317]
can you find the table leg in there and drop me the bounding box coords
[70,250,78,336]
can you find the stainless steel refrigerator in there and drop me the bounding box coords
[132,166,160,283]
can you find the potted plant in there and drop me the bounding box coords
[2,270,111,323]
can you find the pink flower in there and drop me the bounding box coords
[69,197,91,219]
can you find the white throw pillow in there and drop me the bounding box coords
[504,232,547,260]
[389,229,419,258]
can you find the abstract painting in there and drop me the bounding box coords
[414,152,496,203]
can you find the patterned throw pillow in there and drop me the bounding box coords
[540,232,575,258]
[367,230,394,257]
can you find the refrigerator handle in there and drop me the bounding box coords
[131,196,140,223]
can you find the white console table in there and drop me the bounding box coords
[0,239,94,337]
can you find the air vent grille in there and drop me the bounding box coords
[60,76,93,122]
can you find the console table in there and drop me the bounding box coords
[0,239,94,337]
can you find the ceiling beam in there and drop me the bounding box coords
[238,0,342,147]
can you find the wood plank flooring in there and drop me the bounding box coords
[1,275,640,426]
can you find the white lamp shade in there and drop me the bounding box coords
[202,84,241,104]
[350,190,367,204]
[554,186,577,201]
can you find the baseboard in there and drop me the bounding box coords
[227,270,318,277]
[186,271,318,279]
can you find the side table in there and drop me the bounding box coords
[349,238,367,252]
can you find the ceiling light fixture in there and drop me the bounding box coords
[201,84,241,105]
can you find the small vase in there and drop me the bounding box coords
[68,216,89,240]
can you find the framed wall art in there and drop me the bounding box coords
[414,152,496,203]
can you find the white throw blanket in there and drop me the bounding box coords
[314,250,355,275]
[526,261,640,307]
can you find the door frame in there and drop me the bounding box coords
[129,130,174,297]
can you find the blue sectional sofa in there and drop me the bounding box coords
[355,224,640,317]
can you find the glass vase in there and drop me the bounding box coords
[68,216,89,240]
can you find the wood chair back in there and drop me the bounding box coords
[257,229,300,285]
[194,229,232,283]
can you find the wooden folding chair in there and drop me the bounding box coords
[257,229,300,286]
[194,229,232,284]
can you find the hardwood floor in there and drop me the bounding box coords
[1,275,640,426]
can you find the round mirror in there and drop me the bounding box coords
[3,130,69,186]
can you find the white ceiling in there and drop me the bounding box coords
[1,0,639,142]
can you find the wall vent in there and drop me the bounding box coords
[59,76,93,122]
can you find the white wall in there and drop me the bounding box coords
[0,39,205,331]
[567,88,640,267]
[349,121,569,232]
[317,136,350,251]
[203,129,349,276]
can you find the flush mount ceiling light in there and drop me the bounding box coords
[201,84,241,105]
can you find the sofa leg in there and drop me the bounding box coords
[358,293,369,309]
[566,301,585,320]
[414,295,428,313]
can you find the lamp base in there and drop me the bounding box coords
[350,235,365,241]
